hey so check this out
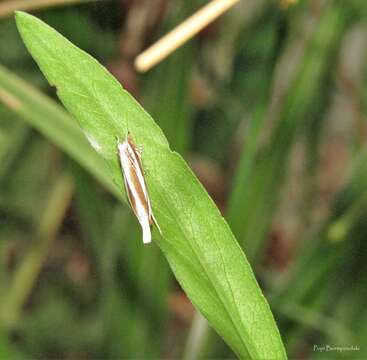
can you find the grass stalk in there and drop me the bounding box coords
[0,174,74,328]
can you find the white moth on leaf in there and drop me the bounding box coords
[117,134,160,244]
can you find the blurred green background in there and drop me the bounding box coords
[0,0,367,358]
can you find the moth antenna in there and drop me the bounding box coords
[152,213,162,236]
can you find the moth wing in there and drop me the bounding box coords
[124,176,138,218]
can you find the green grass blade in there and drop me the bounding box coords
[0,64,120,200]
[227,4,346,263]
[0,111,29,180]
[15,11,286,359]
[0,174,74,327]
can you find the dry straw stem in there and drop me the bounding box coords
[135,0,241,72]
[279,0,297,8]
[0,0,94,18]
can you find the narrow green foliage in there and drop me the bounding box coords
[143,2,198,153]
[0,112,28,180]
[0,64,120,199]
[15,12,286,359]
[144,45,194,153]
[272,154,367,356]
[227,4,346,263]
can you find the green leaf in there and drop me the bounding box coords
[15,11,286,359]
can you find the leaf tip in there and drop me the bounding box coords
[14,11,32,36]
[14,10,28,23]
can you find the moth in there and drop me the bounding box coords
[117,134,160,244]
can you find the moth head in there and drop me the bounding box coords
[117,141,128,153]
[127,131,134,142]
